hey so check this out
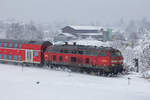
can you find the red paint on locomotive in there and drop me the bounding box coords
[44,44,124,73]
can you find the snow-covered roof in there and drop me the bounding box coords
[79,33,103,36]
[68,25,107,31]
[59,33,76,37]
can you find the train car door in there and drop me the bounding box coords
[26,50,33,62]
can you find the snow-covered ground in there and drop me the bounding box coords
[0,63,150,100]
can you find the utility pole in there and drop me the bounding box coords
[134,58,139,72]
[22,63,24,72]
[128,77,131,85]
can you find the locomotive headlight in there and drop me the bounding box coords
[111,60,117,63]
[112,64,115,66]
[45,55,48,57]
[102,60,108,62]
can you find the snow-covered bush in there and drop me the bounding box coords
[142,70,150,80]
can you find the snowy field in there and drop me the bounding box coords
[0,64,150,100]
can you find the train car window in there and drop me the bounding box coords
[19,44,22,48]
[67,50,71,54]
[0,54,2,59]
[50,48,59,53]
[60,49,63,53]
[8,43,13,48]
[34,51,39,56]
[14,43,18,48]
[84,50,94,56]
[71,57,76,63]
[49,48,54,52]
[64,50,68,53]
[72,50,77,54]
[55,48,60,53]
[78,50,83,54]
[4,54,7,59]
[14,55,17,60]
[84,51,88,55]
[59,56,63,61]
[3,43,7,48]
[0,43,2,47]
[8,55,12,60]
[53,55,56,61]
[19,56,21,61]
[85,50,90,55]
[99,51,107,56]
[87,50,98,56]
[85,58,89,64]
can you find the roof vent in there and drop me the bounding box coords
[65,42,68,45]
[73,42,76,46]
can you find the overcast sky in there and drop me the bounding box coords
[1,0,150,24]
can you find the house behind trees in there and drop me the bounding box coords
[55,25,112,41]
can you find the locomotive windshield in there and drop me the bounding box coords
[110,50,122,57]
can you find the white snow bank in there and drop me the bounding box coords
[0,64,150,100]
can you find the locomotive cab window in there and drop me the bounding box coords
[110,50,122,57]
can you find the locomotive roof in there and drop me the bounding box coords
[0,39,51,45]
[50,44,115,51]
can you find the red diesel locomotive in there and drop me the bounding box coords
[44,43,124,74]
[0,39,52,65]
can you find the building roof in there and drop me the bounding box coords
[68,25,106,31]
[79,33,103,36]
[59,33,76,37]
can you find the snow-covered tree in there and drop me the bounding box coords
[6,22,23,39]
[139,33,150,70]
[6,22,43,41]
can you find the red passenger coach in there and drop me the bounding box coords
[0,39,52,65]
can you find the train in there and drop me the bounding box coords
[0,39,124,75]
